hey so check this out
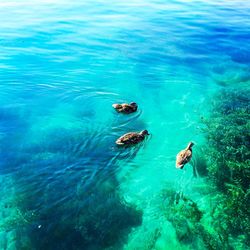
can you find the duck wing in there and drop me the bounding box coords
[176,149,192,168]
[120,132,139,143]
[117,132,143,145]
[122,104,133,113]
[116,132,134,145]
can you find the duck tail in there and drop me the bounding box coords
[112,104,122,109]
[116,139,124,145]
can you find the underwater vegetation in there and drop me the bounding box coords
[201,88,250,189]
[25,184,142,250]
[165,192,203,243]
[160,189,215,250]
[201,88,250,190]
[153,88,250,250]
[200,88,250,248]
[0,122,144,250]
[0,175,36,249]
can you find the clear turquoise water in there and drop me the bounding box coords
[0,0,249,249]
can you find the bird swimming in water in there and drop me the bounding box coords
[112,102,138,114]
[116,130,149,146]
[176,142,194,169]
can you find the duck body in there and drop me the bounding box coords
[116,130,149,146]
[176,142,194,169]
[112,102,138,114]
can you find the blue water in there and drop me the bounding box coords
[0,0,249,249]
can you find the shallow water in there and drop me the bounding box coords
[0,0,249,249]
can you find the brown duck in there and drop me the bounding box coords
[112,102,138,114]
[176,142,194,169]
[116,130,149,146]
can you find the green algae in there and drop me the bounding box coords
[0,176,34,250]
[141,87,250,250]
[200,88,250,248]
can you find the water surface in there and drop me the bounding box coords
[0,0,249,249]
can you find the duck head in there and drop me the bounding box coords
[186,142,194,150]
[140,130,149,136]
[130,102,138,110]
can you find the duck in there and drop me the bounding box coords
[176,142,194,169]
[116,130,149,146]
[112,102,138,114]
